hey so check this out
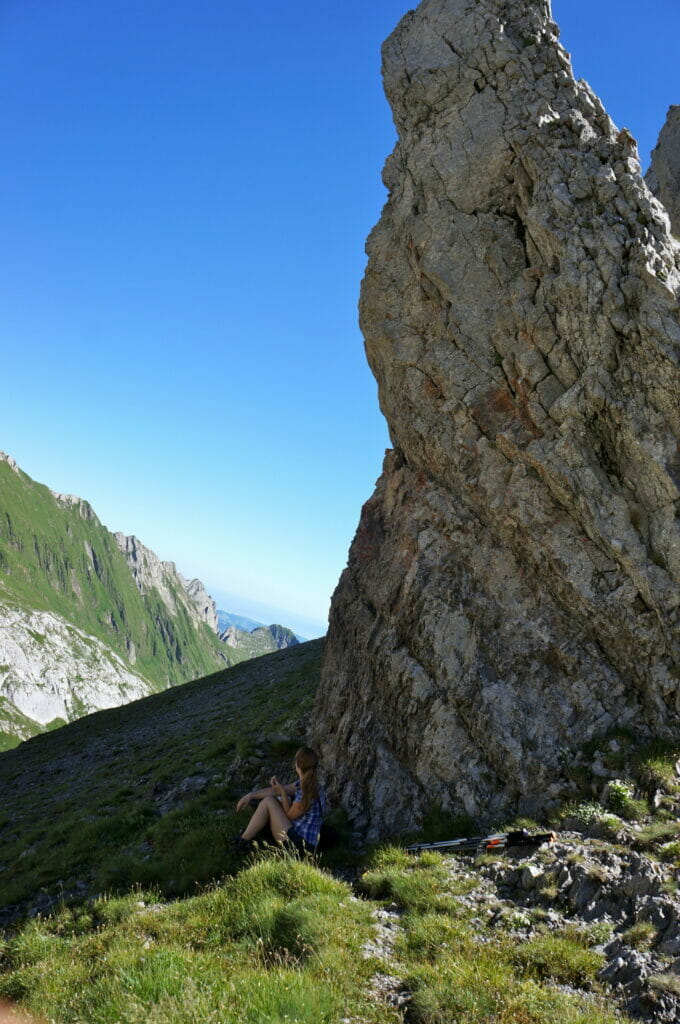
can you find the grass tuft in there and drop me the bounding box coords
[620,921,657,950]
[0,854,389,1024]
[511,930,605,987]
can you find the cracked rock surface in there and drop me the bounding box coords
[473,836,680,1023]
[647,106,680,239]
[313,0,680,837]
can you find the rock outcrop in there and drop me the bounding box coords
[113,533,219,636]
[0,601,151,733]
[219,622,299,659]
[180,576,219,632]
[0,452,19,474]
[266,624,299,650]
[647,106,680,238]
[220,625,241,647]
[313,0,680,837]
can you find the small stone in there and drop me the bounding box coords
[622,874,652,898]
[522,864,544,890]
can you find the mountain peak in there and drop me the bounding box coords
[0,451,19,473]
[50,491,98,521]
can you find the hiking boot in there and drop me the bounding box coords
[232,835,255,854]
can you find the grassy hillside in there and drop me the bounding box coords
[0,459,228,691]
[0,852,632,1024]
[0,639,324,916]
[2,637,679,1023]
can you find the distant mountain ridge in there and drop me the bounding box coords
[114,532,219,635]
[216,610,266,634]
[217,609,308,643]
[0,452,231,748]
[219,621,299,659]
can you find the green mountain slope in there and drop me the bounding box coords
[0,457,229,693]
[0,638,324,917]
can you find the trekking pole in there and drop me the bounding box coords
[406,828,556,855]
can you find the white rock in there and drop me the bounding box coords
[0,601,152,726]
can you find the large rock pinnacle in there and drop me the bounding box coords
[647,105,680,238]
[312,0,680,838]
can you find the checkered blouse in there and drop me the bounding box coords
[288,781,327,846]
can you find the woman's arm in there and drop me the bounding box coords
[236,779,298,813]
[270,776,293,815]
[236,784,277,811]
[286,800,304,820]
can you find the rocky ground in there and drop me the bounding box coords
[358,816,680,1023]
[2,638,679,1023]
[479,834,680,1021]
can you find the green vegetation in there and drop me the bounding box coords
[0,460,229,696]
[620,921,658,950]
[561,733,680,830]
[368,851,627,1024]
[359,846,473,914]
[634,740,680,794]
[1,664,676,1024]
[558,801,604,826]
[510,930,604,987]
[648,973,680,997]
[0,843,635,1024]
[0,639,323,911]
[605,779,648,821]
[632,819,680,850]
[0,857,397,1024]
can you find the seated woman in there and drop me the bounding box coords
[235,746,326,853]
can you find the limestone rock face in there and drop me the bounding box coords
[266,624,300,650]
[180,576,219,633]
[0,451,19,473]
[50,492,97,521]
[113,533,218,634]
[0,601,151,727]
[313,0,680,838]
[221,625,240,648]
[646,105,680,238]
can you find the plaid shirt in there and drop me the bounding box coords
[288,781,327,846]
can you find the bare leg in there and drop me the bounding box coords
[242,796,292,843]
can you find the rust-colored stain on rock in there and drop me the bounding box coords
[469,385,540,443]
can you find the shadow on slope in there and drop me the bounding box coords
[0,639,324,920]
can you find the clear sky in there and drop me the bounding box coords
[1,0,678,640]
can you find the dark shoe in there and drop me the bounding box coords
[233,835,255,854]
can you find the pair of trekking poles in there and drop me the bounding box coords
[406,827,556,855]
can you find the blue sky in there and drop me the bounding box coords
[1,0,678,639]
